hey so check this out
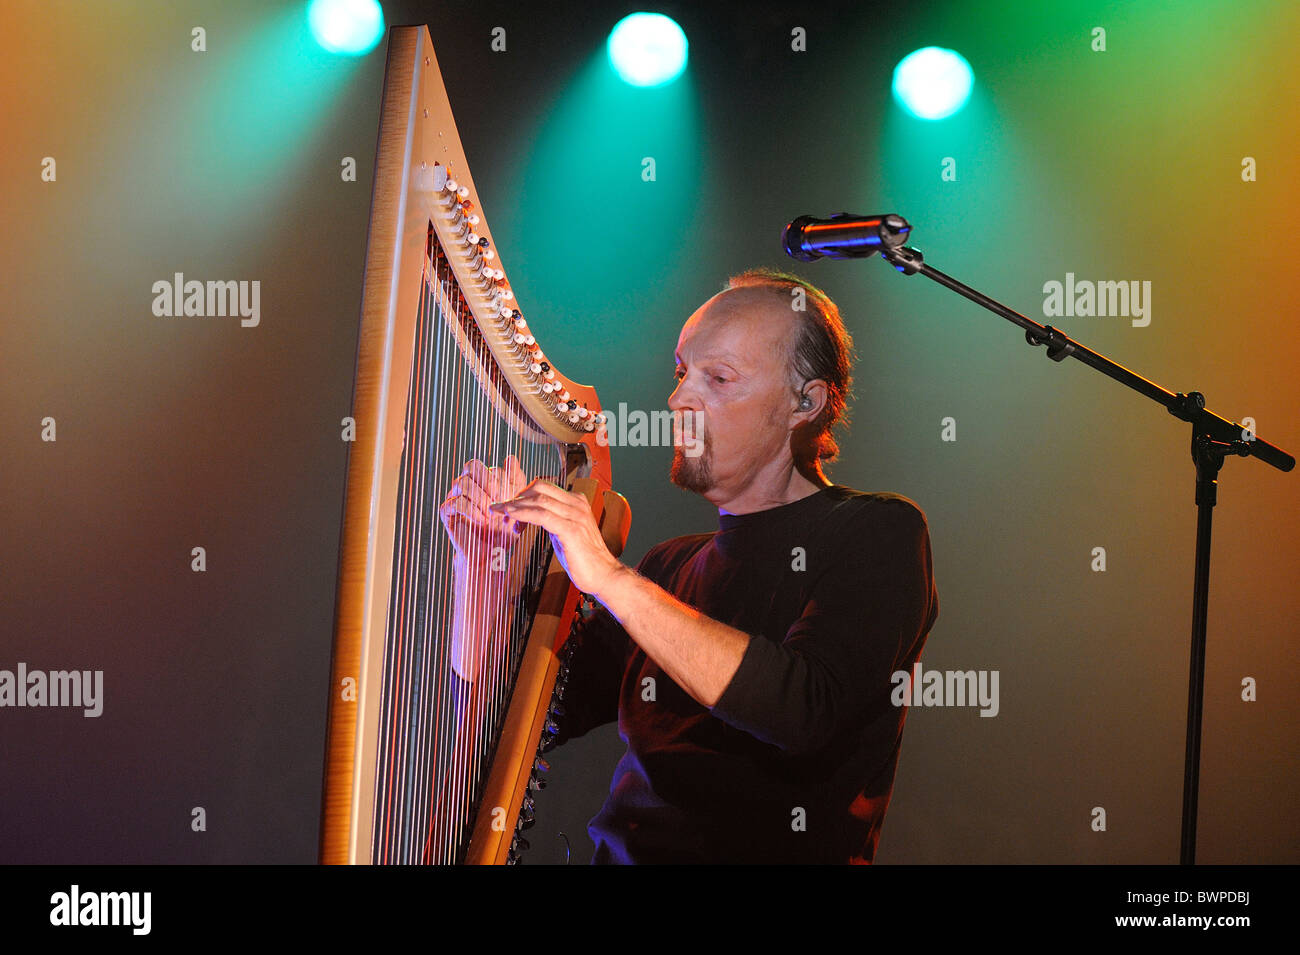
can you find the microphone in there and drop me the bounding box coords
[782,213,911,262]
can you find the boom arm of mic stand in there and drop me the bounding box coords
[877,245,1294,472]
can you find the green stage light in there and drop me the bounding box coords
[308,0,384,56]
[607,13,688,87]
[892,47,973,120]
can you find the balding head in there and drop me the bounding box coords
[683,284,804,374]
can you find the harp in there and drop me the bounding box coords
[319,25,630,865]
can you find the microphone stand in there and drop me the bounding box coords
[855,227,1293,865]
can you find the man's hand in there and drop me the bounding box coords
[488,480,624,597]
[439,455,532,567]
[439,454,546,683]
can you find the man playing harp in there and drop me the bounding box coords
[440,268,939,864]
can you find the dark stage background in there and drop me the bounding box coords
[1,0,1297,864]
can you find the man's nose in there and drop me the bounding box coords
[668,379,696,412]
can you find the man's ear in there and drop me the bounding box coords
[793,379,829,422]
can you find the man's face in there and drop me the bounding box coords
[668,287,801,498]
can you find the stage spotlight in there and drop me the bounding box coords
[308,0,384,56]
[892,47,973,120]
[607,12,688,87]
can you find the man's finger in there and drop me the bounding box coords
[514,479,579,506]
[440,495,488,528]
[461,459,492,495]
[488,499,568,531]
[532,483,593,520]
[448,474,494,519]
[504,454,527,496]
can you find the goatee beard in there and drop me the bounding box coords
[670,440,713,493]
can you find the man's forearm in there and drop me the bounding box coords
[450,530,537,682]
[450,558,512,682]
[591,563,750,708]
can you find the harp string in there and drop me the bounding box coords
[430,246,460,862]
[372,232,556,863]
[374,244,426,862]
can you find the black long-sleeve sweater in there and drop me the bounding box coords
[553,483,939,864]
